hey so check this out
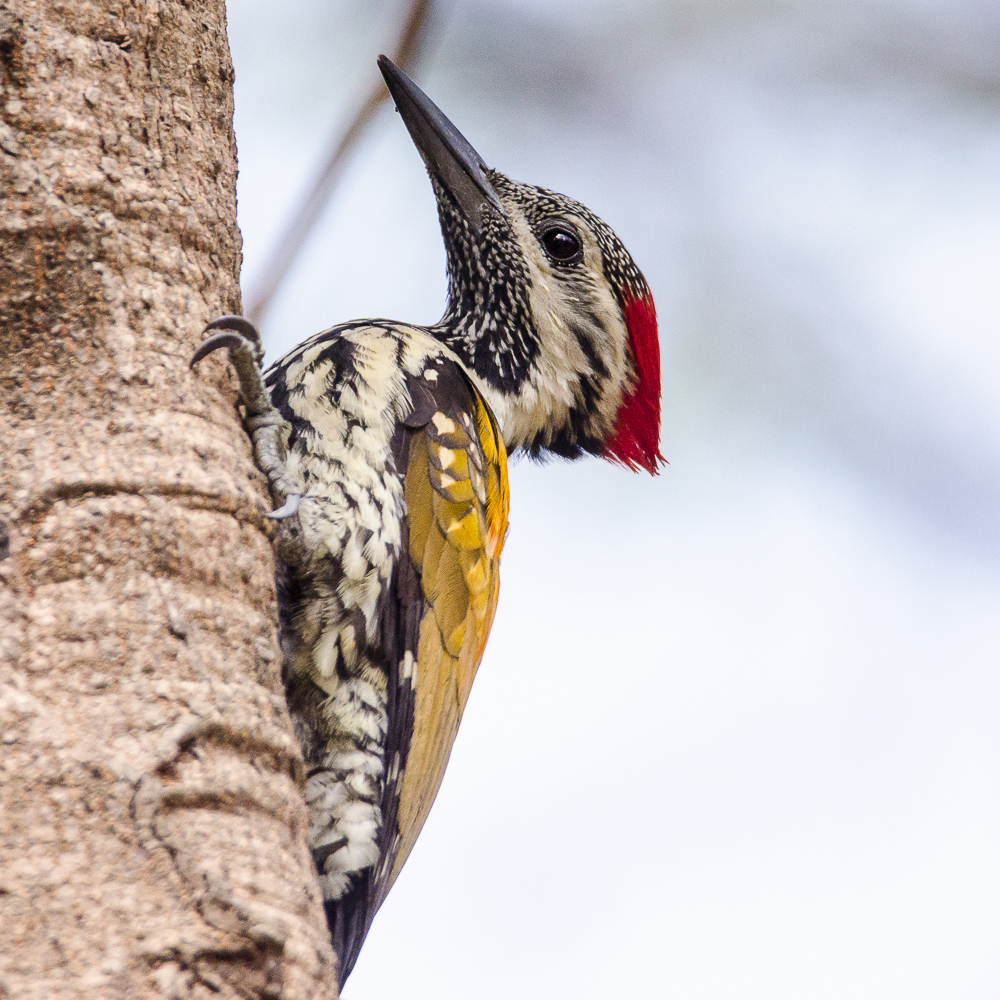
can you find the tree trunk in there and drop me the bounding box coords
[0,2,338,997]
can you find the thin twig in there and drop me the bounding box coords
[244,0,436,328]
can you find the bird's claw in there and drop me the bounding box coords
[190,330,251,369]
[192,314,297,521]
[266,494,301,520]
[200,314,265,364]
[191,314,271,417]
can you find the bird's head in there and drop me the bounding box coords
[379,56,663,474]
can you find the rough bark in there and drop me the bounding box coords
[0,2,339,997]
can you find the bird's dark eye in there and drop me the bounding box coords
[539,224,582,264]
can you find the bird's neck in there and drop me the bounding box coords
[430,286,539,396]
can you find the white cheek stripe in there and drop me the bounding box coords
[481,208,630,451]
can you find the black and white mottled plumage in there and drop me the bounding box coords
[261,323,507,979]
[429,168,660,466]
[192,57,662,989]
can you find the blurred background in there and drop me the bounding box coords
[226,0,1000,995]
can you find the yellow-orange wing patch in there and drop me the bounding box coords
[384,371,508,896]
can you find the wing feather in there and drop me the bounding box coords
[308,337,508,987]
[381,368,508,898]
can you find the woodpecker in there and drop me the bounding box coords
[192,56,662,988]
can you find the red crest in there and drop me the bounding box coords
[603,291,664,474]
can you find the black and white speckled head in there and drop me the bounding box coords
[379,56,663,474]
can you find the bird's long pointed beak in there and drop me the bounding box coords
[378,55,504,232]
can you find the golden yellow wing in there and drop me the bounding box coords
[387,377,508,894]
[325,357,509,981]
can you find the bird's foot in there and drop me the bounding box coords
[192,315,268,410]
[192,315,300,520]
